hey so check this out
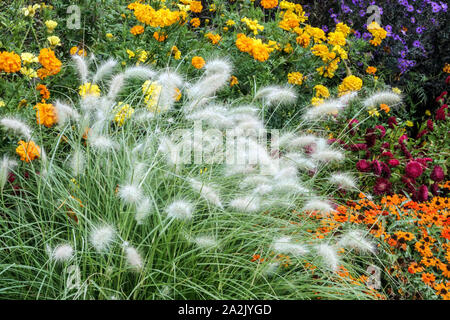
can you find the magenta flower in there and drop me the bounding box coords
[399,135,408,144]
[417,185,428,202]
[387,116,397,129]
[430,165,444,182]
[375,125,386,138]
[373,178,392,195]
[356,159,371,172]
[388,159,400,167]
[372,160,382,176]
[405,160,423,178]
[427,119,434,132]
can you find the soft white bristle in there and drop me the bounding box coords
[272,236,309,257]
[123,244,144,272]
[0,117,32,140]
[192,235,218,249]
[204,58,232,77]
[71,55,89,83]
[303,99,344,120]
[118,184,144,205]
[311,150,344,162]
[54,100,80,125]
[337,230,375,254]
[189,178,223,208]
[166,200,194,220]
[255,85,298,106]
[135,198,152,225]
[303,199,335,215]
[51,244,74,262]
[107,74,125,101]
[363,91,402,108]
[90,225,115,252]
[315,244,339,272]
[124,66,156,80]
[328,172,357,190]
[88,135,119,152]
[93,58,117,83]
[69,149,85,176]
[0,156,17,189]
[229,196,260,213]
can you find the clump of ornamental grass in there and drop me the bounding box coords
[0,55,382,300]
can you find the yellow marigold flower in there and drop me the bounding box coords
[335,22,351,37]
[137,50,148,64]
[126,49,135,59]
[241,17,264,35]
[283,43,293,54]
[174,88,182,101]
[444,63,450,73]
[406,120,414,127]
[190,1,203,13]
[287,72,304,85]
[311,97,324,106]
[190,17,200,28]
[106,33,114,39]
[170,46,181,60]
[45,20,58,33]
[130,3,183,28]
[392,87,402,94]
[79,83,101,98]
[251,39,270,62]
[34,102,57,127]
[20,67,38,79]
[368,107,380,117]
[332,45,348,60]
[317,58,340,78]
[0,51,22,73]
[191,56,205,69]
[130,25,145,35]
[205,32,221,45]
[16,140,40,163]
[142,80,164,113]
[366,66,377,75]
[314,85,330,98]
[338,75,363,96]
[0,100,5,108]
[114,102,135,126]
[47,36,61,47]
[21,4,40,17]
[20,52,38,65]
[209,3,216,12]
[425,110,431,116]
[296,33,311,48]
[226,19,235,27]
[327,31,346,46]
[367,22,387,46]
[305,25,326,43]
[261,0,278,9]
[70,46,87,57]
[230,75,239,87]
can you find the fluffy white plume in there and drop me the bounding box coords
[135,198,152,225]
[338,91,358,105]
[71,55,89,83]
[282,153,317,171]
[192,235,218,249]
[69,149,85,176]
[337,230,375,254]
[328,172,357,190]
[255,85,298,106]
[93,58,117,83]
[204,58,232,77]
[186,105,233,129]
[189,178,223,208]
[123,244,143,271]
[273,180,310,195]
[166,200,194,220]
[239,175,271,189]
[107,74,125,101]
[187,73,230,100]
[311,150,344,162]
[303,99,344,120]
[88,135,119,152]
[0,117,32,140]
[90,225,115,252]
[272,236,309,257]
[157,70,184,112]
[51,244,74,262]
[315,244,339,272]
[0,156,17,190]
[286,135,318,149]
[54,100,80,124]
[303,199,335,215]
[118,184,144,205]
[229,196,260,213]
[123,66,156,80]
[363,91,402,108]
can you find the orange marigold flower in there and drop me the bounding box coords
[190,1,203,13]
[205,32,221,45]
[153,31,167,42]
[379,103,390,113]
[130,25,144,35]
[38,48,61,79]
[230,75,238,87]
[190,17,200,28]
[421,272,436,285]
[36,84,50,100]
[366,66,377,75]
[261,0,278,9]
[191,56,205,69]
[16,140,41,163]
[70,46,87,57]
[35,102,57,127]
[0,51,22,73]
